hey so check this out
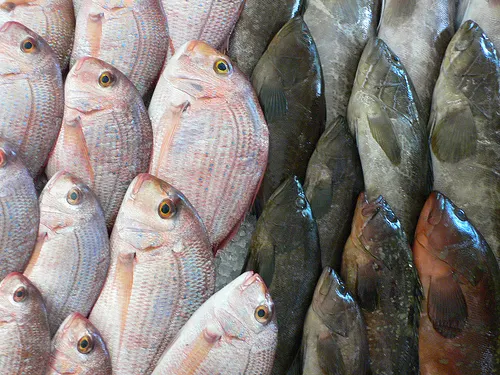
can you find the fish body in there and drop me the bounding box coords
[149,41,269,251]
[245,176,321,375]
[24,171,110,336]
[301,267,370,374]
[0,272,50,375]
[89,173,215,375]
[0,0,74,69]
[0,140,39,280]
[304,0,380,126]
[46,57,153,230]
[162,0,244,57]
[378,0,455,120]
[228,0,303,77]
[414,192,500,374]
[46,312,112,375]
[304,117,364,271]
[458,0,500,49]
[0,21,63,177]
[341,193,421,374]
[430,20,500,262]
[71,0,167,96]
[252,16,325,212]
[151,271,278,375]
[347,37,431,240]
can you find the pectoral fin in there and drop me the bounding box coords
[356,262,379,312]
[367,106,401,165]
[257,80,288,122]
[317,332,345,375]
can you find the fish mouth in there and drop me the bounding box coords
[426,191,445,226]
[240,272,269,295]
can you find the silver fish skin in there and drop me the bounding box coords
[304,117,364,271]
[24,171,110,336]
[90,173,215,375]
[71,0,168,97]
[301,267,370,375]
[228,0,303,77]
[430,20,500,262]
[0,21,64,177]
[347,37,431,241]
[0,272,50,375]
[378,0,455,122]
[46,312,112,375]
[0,139,39,280]
[151,272,278,375]
[304,0,380,127]
[458,0,500,49]
[0,0,75,69]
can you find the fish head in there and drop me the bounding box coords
[357,38,406,84]
[267,176,312,219]
[66,57,140,113]
[114,173,210,252]
[165,40,243,99]
[216,272,277,346]
[0,22,59,76]
[0,138,33,195]
[39,171,102,231]
[50,312,110,372]
[0,273,47,326]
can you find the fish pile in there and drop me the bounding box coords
[0,0,499,374]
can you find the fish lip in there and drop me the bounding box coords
[240,272,269,295]
[360,194,384,220]
[427,191,444,226]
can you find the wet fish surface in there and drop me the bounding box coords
[0,0,75,69]
[430,20,500,262]
[301,267,370,374]
[0,140,39,280]
[304,0,380,126]
[0,21,63,178]
[304,117,364,271]
[252,16,325,213]
[228,0,303,77]
[414,192,500,374]
[72,0,167,96]
[0,272,50,374]
[149,41,269,251]
[458,0,500,49]
[341,193,421,375]
[47,57,153,230]
[46,312,112,375]
[245,176,322,375]
[24,171,109,336]
[90,173,215,375]
[347,37,431,240]
[151,271,278,375]
[378,0,455,121]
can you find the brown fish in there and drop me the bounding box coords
[414,192,500,374]
[46,312,112,375]
[0,272,50,374]
[0,21,63,177]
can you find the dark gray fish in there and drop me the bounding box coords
[303,0,380,126]
[341,193,421,375]
[457,0,500,49]
[304,117,364,271]
[430,20,500,263]
[245,176,322,375]
[228,0,303,77]
[347,37,431,241]
[252,16,325,214]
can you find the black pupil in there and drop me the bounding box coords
[101,75,110,83]
[161,204,170,214]
[24,41,33,50]
[70,192,78,200]
[80,339,88,348]
[257,309,265,318]
[16,290,23,298]
[217,62,227,71]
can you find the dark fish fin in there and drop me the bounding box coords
[258,80,288,122]
[428,274,468,338]
[245,230,276,288]
[317,332,345,375]
[430,103,477,163]
[356,262,379,312]
[307,178,333,219]
[367,107,401,165]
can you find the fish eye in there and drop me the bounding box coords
[13,286,27,302]
[213,59,231,75]
[67,187,82,205]
[391,55,400,63]
[254,304,271,324]
[21,37,36,53]
[77,334,94,354]
[99,72,114,87]
[295,197,307,210]
[158,198,176,219]
[385,210,397,223]
[0,149,7,168]
[455,208,467,221]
